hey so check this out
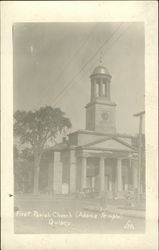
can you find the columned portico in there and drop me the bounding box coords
[78,151,135,196]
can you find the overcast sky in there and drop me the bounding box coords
[13,22,145,135]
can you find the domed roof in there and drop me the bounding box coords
[92,65,110,75]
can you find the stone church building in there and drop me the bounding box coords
[47,64,140,198]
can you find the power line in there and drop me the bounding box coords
[53,22,135,107]
[49,6,148,107]
[36,23,99,106]
[52,22,124,106]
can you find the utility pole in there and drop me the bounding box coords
[133,111,145,199]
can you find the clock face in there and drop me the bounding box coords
[101,111,109,121]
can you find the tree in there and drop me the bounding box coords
[14,106,71,194]
[14,145,34,193]
[14,144,23,193]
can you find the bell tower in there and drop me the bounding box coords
[85,62,116,134]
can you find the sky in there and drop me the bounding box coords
[13,22,145,135]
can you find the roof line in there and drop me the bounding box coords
[111,136,137,150]
[68,129,134,138]
[80,136,111,148]
[81,147,136,153]
[78,135,136,150]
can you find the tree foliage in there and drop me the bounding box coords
[14,106,71,149]
[14,106,72,194]
[14,145,33,193]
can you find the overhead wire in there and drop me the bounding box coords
[52,22,124,106]
[74,22,135,91]
[37,21,137,108]
[36,23,99,106]
[50,5,148,107]
[53,22,137,107]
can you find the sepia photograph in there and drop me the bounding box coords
[1,2,158,250]
[13,22,145,234]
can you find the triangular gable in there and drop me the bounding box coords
[111,136,136,150]
[113,136,132,145]
[90,139,133,151]
[83,136,136,152]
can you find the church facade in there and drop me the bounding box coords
[49,64,140,198]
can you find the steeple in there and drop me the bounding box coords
[85,59,116,134]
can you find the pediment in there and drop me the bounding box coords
[86,137,135,151]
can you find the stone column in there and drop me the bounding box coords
[70,150,76,193]
[99,158,105,193]
[53,151,62,194]
[117,159,123,192]
[81,156,87,190]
